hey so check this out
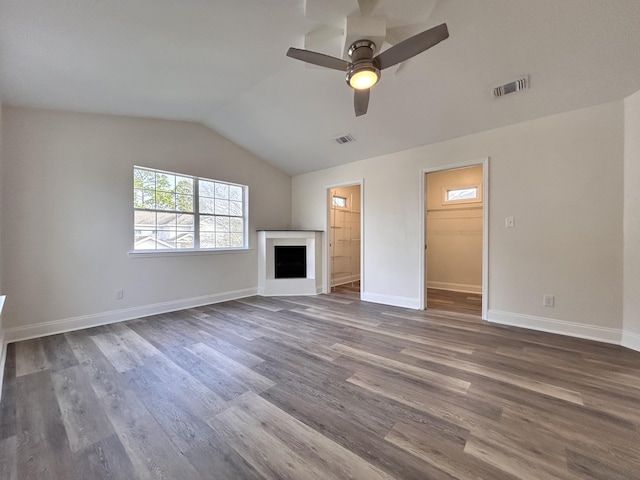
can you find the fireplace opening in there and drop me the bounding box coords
[275,245,307,278]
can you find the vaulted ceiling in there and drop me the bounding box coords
[2,0,640,175]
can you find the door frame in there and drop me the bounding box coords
[419,158,489,319]
[325,180,364,295]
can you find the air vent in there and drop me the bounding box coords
[333,133,356,145]
[493,76,529,97]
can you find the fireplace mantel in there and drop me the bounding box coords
[257,230,324,296]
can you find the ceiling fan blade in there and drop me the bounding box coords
[286,48,350,71]
[375,23,449,70]
[354,89,370,117]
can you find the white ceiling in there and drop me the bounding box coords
[2,0,640,175]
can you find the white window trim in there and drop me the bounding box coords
[133,166,249,253]
[128,248,253,258]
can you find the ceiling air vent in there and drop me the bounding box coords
[493,76,529,97]
[333,133,356,145]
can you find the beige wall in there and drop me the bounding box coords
[0,107,291,337]
[293,100,625,343]
[623,90,640,349]
[426,165,483,293]
[330,185,361,286]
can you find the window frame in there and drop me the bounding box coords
[132,166,249,254]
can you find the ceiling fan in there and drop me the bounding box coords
[286,23,449,116]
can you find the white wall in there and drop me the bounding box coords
[293,100,625,342]
[426,166,483,293]
[0,107,291,339]
[623,90,640,349]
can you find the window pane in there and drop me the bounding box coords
[176,194,193,212]
[215,200,229,215]
[135,210,156,228]
[229,185,243,201]
[216,233,230,248]
[230,232,243,247]
[175,177,193,195]
[332,196,346,208]
[134,168,156,190]
[447,187,477,201]
[230,217,243,232]
[200,180,216,197]
[134,189,156,209]
[156,192,176,211]
[157,212,177,230]
[177,234,194,249]
[200,197,215,214]
[200,215,214,232]
[229,201,242,217]
[177,214,194,232]
[157,238,176,249]
[134,189,144,209]
[215,183,229,199]
[200,232,215,248]
[215,216,230,232]
[135,231,156,250]
[156,173,175,193]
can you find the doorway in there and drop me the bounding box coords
[328,184,361,296]
[423,161,488,317]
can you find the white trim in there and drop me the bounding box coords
[331,274,361,288]
[427,281,482,294]
[361,291,421,309]
[0,330,6,404]
[325,180,364,296]
[3,287,258,344]
[129,248,253,258]
[488,309,623,345]
[421,158,489,319]
[621,330,640,352]
[0,296,8,403]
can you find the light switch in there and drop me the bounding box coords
[505,216,515,228]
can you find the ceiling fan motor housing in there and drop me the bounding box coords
[346,40,380,89]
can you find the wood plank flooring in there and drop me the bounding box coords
[427,288,482,315]
[1,291,639,479]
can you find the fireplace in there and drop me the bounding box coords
[258,230,324,296]
[275,245,307,278]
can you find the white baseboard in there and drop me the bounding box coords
[488,309,623,345]
[331,274,361,288]
[0,295,5,402]
[622,330,640,352]
[427,281,482,294]
[361,291,421,310]
[3,287,258,344]
[0,330,6,404]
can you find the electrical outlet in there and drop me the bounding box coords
[116,289,124,300]
[543,294,555,307]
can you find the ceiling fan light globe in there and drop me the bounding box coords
[348,68,379,90]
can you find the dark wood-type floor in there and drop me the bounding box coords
[1,289,639,479]
[427,288,482,315]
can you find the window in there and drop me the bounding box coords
[133,166,247,251]
[332,196,347,208]
[442,184,482,205]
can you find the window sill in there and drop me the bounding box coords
[128,248,253,258]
